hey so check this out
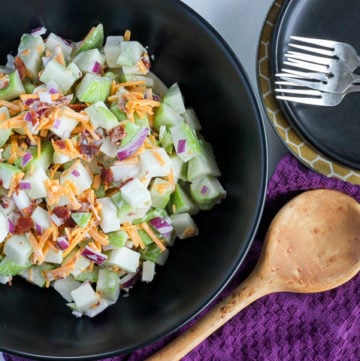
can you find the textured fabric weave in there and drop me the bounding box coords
[4,153,360,361]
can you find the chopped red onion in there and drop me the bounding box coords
[57,236,69,250]
[8,219,14,234]
[53,118,61,129]
[149,217,173,235]
[152,94,161,101]
[35,223,42,234]
[21,152,33,167]
[177,139,186,154]
[117,127,149,161]
[120,272,141,288]
[200,185,209,195]
[81,246,107,265]
[47,82,59,94]
[31,26,47,37]
[71,169,81,177]
[24,98,36,107]
[19,181,32,190]
[24,111,33,122]
[92,61,101,74]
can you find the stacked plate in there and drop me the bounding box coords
[259,0,360,181]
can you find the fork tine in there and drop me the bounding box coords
[275,94,326,105]
[275,76,323,89]
[283,59,328,73]
[277,68,328,82]
[274,87,321,96]
[290,36,336,49]
[285,51,333,65]
[289,43,334,57]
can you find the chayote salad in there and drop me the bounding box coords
[0,24,225,317]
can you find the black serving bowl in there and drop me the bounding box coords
[0,0,267,359]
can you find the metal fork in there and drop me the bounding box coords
[289,36,360,71]
[276,58,360,93]
[275,81,360,106]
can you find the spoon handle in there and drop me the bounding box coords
[146,268,274,361]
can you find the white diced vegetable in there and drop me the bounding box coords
[107,247,140,273]
[24,167,49,199]
[85,101,119,130]
[70,256,91,278]
[44,249,63,264]
[97,197,121,233]
[50,105,79,139]
[31,206,52,233]
[111,160,140,183]
[4,234,32,265]
[60,161,93,193]
[120,178,151,209]
[53,276,81,302]
[170,213,199,239]
[142,261,155,282]
[0,212,8,243]
[139,148,172,178]
[70,282,100,312]
[12,190,31,213]
[104,35,123,68]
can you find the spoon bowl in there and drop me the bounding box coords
[148,189,360,361]
[262,188,360,293]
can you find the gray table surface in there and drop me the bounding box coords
[0,1,286,360]
[182,0,288,176]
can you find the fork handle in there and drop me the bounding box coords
[347,84,360,93]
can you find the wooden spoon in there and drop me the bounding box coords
[147,189,360,361]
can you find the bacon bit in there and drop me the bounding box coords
[100,167,113,186]
[140,222,166,251]
[14,216,34,234]
[124,29,131,41]
[14,56,27,80]
[108,125,126,146]
[54,139,66,149]
[122,223,145,249]
[68,103,87,111]
[53,205,71,219]
[79,139,100,159]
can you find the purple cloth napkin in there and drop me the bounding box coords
[4,153,360,361]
